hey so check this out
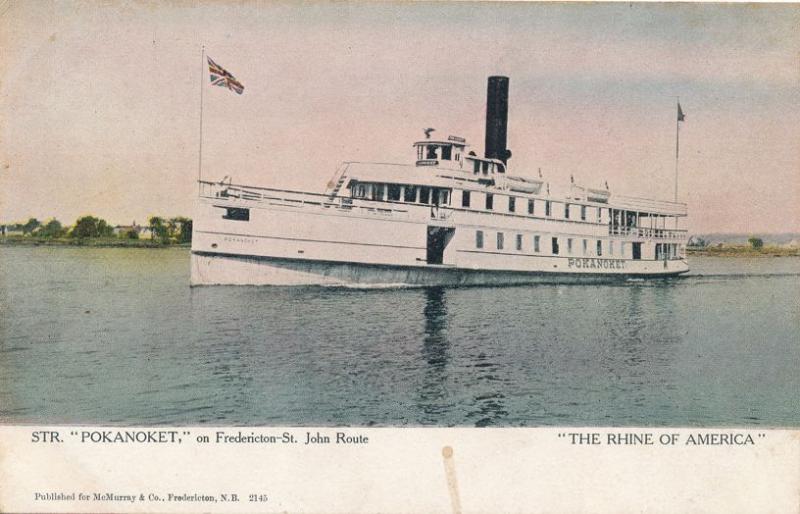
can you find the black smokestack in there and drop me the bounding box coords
[484,76,511,164]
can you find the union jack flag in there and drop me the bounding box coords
[207,56,244,95]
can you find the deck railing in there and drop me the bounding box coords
[609,226,687,240]
[199,181,415,220]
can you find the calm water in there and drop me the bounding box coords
[1,247,798,427]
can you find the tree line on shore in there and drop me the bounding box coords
[1,216,192,244]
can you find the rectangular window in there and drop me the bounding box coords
[461,190,471,208]
[534,235,540,252]
[582,239,587,255]
[370,184,384,201]
[508,196,516,213]
[528,199,534,215]
[497,232,504,250]
[564,203,570,219]
[419,187,430,204]
[597,207,602,223]
[476,230,484,249]
[441,145,452,160]
[552,237,559,255]
[404,186,417,203]
[223,207,250,221]
[485,193,494,210]
[567,238,573,254]
[545,201,551,217]
[597,240,603,256]
[516,234,523,251]
[387,184,401,202]
[581,205,586,221]
[632,242,642,260]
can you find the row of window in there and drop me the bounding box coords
[352,183,451,206]
[353,183,674,232]
[475,230,612,256]
[462,191,602,222]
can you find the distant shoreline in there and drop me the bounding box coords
[0,236,190,249]
[3,236,797,257]
[686,246,799,257]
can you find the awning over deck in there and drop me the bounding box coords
[610,195,687,217]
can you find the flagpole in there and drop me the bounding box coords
[198,45,205,192]
[674,97,680,203]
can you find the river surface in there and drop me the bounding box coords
[1,247,797,427]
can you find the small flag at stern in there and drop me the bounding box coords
[677,102,685,122]
[207,56,244,95]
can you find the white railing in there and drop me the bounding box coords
[609,226,687,240]
[198,181,416,220]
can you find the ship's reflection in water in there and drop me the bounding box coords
[417,287,450,422]
[418,287,509,427]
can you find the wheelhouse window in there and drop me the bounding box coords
[508,196,516,213]
[387,184,401,202]
[426,145,438,160]
[581,205,586,221]
[497,232,504,250]
[485,193,494,210]
[516,234,523,251]
[441,145,452,160]
[222,207,250,221]
[528,199,534,215]
[534,235,540,252]
[353,183,367,198]
[597,207,602,223]
[404,186,417,203]
[545,201,551,217]
[552,237,559,255]
[476,230,484,249]
[461,190,471,208]
[564,203,570,219]
[597,240,603,256]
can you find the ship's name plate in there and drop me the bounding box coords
[568,258,625,269]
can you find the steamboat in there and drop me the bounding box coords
[191,76,688,286]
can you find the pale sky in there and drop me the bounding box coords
[1,2,798,233]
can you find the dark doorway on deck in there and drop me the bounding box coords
[632,242,642,260]
[426,227,455,265]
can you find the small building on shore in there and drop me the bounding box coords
[113,222,149,238]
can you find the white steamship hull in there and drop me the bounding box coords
[191,252,687,287]
[189,186,688,287]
